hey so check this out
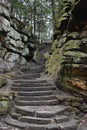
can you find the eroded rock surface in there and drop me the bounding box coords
[46,0,87,98]
[0,3,35,71]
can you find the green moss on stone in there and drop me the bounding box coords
[0,101,10,115]
[56,96,65,102]
[63,40,80,51]
[71,102,81,107]
[46,47,63,75]
[65,101,71,106]
[0,76,7,88]
[51,40,58,51]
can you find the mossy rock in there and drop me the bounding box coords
[67,106,80,114]
[46,47,63,75]
[67,32,80,39]
[71,102,81,108]
[44,52,50,60]
[64,51,87,58]
[0,96,8,101]
[65,101,71,106]
[0,100,10,115]
[56,96,65,102]
[0,91,10,98]
[0,76,7,88]
[0,91,11,115]
[4,73,13,79]
[51,40,58,51]
[63,40,81,51]
[33,50,40,63]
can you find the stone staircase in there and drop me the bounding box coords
[4,63,79,130]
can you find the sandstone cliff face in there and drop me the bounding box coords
[0,3,35,71]
[46,0,87,97]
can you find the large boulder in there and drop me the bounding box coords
[5,52,26,70]
[46,0,87,98]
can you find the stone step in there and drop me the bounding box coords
[46,121,78,130]
[13,73,41,76]
[15,95,56,101]
[58,119,78,130]
[29,64,44,68]
[5,117,77,130]
[5,118,78,130]
[12,86,55,91]
[15,106,35,117]
[10,112,52,124]
[20,67,44,73]
[33,124,60,130]
[13,83,51,87]
[5,117,29,129]
[54,116,69,123]
[13,76,40,80]
[15,105,67,117]
[10,112,21,120]
[46,124,61,130]
[5,117,61,130]
[16,90,53,96]
[11,112,69,125]
[19,116,52,125]
[29,69,44,73]
[36,110,67,118]
[15,99,58,106]
[13,74,40,79]
[21,63,44,67]
[13,79,47,84]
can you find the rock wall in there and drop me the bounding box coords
[46,0,87,98]
[0,3,35,71]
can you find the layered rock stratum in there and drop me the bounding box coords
[46,0,87,98]
[0,3,35,71]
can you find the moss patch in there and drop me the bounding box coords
[0,91,11,115]
[46,48,59,75]
[0,101,10,115]
[51,40,58,52]
[46,48,63,75]
[0,75,7,88]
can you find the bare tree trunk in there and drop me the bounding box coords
[51,0,56,35]
[33,0,36,35]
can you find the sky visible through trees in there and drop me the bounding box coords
[1,0,59,43]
